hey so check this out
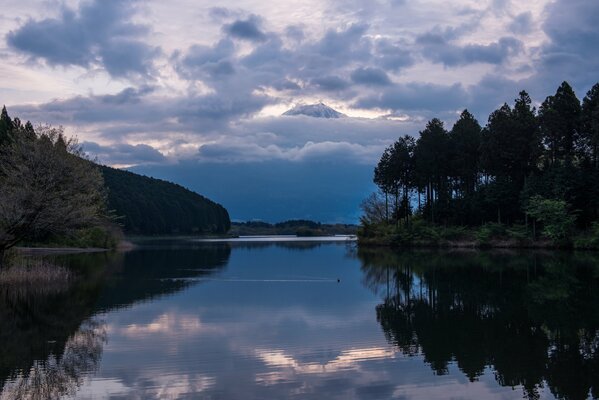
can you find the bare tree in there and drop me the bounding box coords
[360,191,388,225]
[0,126,107,267]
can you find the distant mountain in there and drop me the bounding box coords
[101,166,230,235]
[282,102,346,118]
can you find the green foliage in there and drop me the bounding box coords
[0,122,109,260]
[366,81,599,245]
[539,82,581,164]
[474,223,507,244]
[525,196,576,242]
[573,222,599,249]
[101,166,230,235]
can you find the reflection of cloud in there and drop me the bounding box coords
[255,347,397,385]
[1,320,106,400]
[151,374,215,399]
[121,313,222,337]
[78,373,215,399]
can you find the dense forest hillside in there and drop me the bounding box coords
[101,166,230,235]
[361,81,599,248]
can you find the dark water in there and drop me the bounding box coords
[1,239,599,399]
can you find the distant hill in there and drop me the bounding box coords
[230,220,358,236]
[282,102,346,118]
[101,166,230,235]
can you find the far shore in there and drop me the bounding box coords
[15,240,135,256]
[357,237,598,250]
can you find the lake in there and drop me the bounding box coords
[1,238,598,399]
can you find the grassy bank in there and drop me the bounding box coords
[358,219,599,250]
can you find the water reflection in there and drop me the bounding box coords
[3,241,599,399]
[358,249,599,400]
[0,241,232,398]
[1,320,106,400]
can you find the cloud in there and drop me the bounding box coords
[311,76,350,91]
[6,0,159,79]
[509,12,533,35]
[176,39,237,80]
[224,16,267,42]
[12,85,273,138]
[417,33,523,67]
[350,67,392,86]
[372,39,414,71]
[354,82,469,113]
[83,142,166,166]
[533,0,599,93]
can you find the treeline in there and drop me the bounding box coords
[0,106,111,259]
[0,106,231,257]
[367,81,599,240]
[102,166,230,235]
[230,220,357,236]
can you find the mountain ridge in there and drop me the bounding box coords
[282,102,346,118]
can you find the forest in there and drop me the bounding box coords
[101,166,230,235]
[0,106,230,261]
[361,81,599,247]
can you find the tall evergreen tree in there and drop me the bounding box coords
[414,118,450,223]
[449,110,481,197]
[581,83,599,168]
[539,82,581,165]
[0,106,13,146]
[512,91,541,179]
[389,135,415,226]
[374,146,394,222]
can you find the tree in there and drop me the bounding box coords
[360,191,388,225]
[581,83,599,168]
[449,109,481,197]
[0,125,107,267]
[413,118,450,223]
[389,135,415,226]
[525,196,576,242]
[0,105,13,146]
[374,146,394,222]
[539,82,581,165]
[512,91,541,178]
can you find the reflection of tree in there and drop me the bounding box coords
[359,249,599,400]
[228,241,326,251]
[0,242,232,397]
[90,242,231,311]
[1,319,106,400]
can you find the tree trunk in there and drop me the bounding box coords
[385,192,389,223]
[0,248,5,270]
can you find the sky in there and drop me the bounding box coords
[1,0,598,223]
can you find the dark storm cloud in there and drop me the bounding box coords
[314,24,370,59]
[224,16,267,42]
[311,76,350,91]
[176,39,237,79]
[372,39,414,71]
[355,82,469,113]
[83,141,166,165]
[12,85,272,139]
[350,67,392,86]
[417,33,523,66]
[533,0,599,93]
[6,0,159,78]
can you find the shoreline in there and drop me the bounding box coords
[15,240,136,256]
[357,237,598,250]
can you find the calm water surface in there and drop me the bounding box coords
[1,238,599,399]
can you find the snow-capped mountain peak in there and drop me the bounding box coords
[282,102,346,118]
